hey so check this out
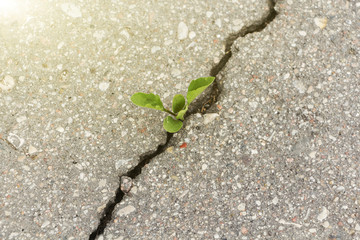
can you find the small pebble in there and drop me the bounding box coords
[314,17,327,29]
[238,203,246,211]
[241,227,248,235]
[28,145,37,154]
[120,176,133,193]
[16,116,27,123]
[203,113,219,124]
[99,82,110,91]
[202,164,208,171]
[117,205,136,216]
[355,224,360,231]
[177,22,188,40]
[166,146,174,153]
[299,31,307,36]
[189,31,196,39]
[171,68,181,77]
[317,207,329,221]
[0,75,15,91]
[215,19,222,28]
[294,80,306,93]
[98,179,106,188]
[323,221,330,228]
[56,127,64,133]
[61,3,82,18]
[7,133,25,149]
[151,46,161,53]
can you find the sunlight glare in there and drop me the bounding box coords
[0,0,21,16]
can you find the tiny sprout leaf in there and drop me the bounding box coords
[163,116,183,133]
[176,105,188,120]
[172,94,185,113]
[186,77,215,104]
[131,92,165,112]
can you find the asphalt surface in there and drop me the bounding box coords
[0,0,359,239]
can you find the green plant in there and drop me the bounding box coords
[131,77,215,133]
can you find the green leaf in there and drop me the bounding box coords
[131,92,165,112]
[176,105,188,120]
[172,94,185,113]
[163,116,183,133]
[186,77,215,104]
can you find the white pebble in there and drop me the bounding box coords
[314,17,327,29]
[189,31,196,39]
[215,19,222,28]
[151,46,161,53]
[238,203,246,211]
[317,207,329,221]
[309,228,317,233]
[41,221,50,228]
[206,11,213,18]
[309,151,316,158]
[294,80,306,93]
[177,22,188,40]
[120,29,130,40]
[56,127,64,133]
[0,75,15,91]
[171,68,181,77]
[249,101,258,109]
[272,196,279,205]
[299,31,307,36]
[16,116,27,123]
[57,42,64,49]
[202,164,208,170]
[164,39,173,45]
[98,179,107,188]
[284,73,290,80]
[203,113,219,125]
[99,82,110,91]
[115,158,132,170]
[7,133,25,149]
[355,224,360,231]
[117,205,136,216]
[22,165,30,171]
[28,145,38,154]
[323,221,330,228]
[61,3,82,18]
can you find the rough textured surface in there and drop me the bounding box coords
[0,0,270,239]
[1,0,359,239]
[103,1,360,239]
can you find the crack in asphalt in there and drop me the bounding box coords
[89,1,277,239]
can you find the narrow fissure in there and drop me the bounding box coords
[89,1,277,239]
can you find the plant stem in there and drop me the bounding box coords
[164,108,176,117]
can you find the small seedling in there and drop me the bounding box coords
[131,77,215,133]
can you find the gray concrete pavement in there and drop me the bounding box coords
[1,0,359,239]
[103,0,360,239]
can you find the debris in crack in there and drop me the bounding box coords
[89,1,277,239]
[89,132,173,240]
